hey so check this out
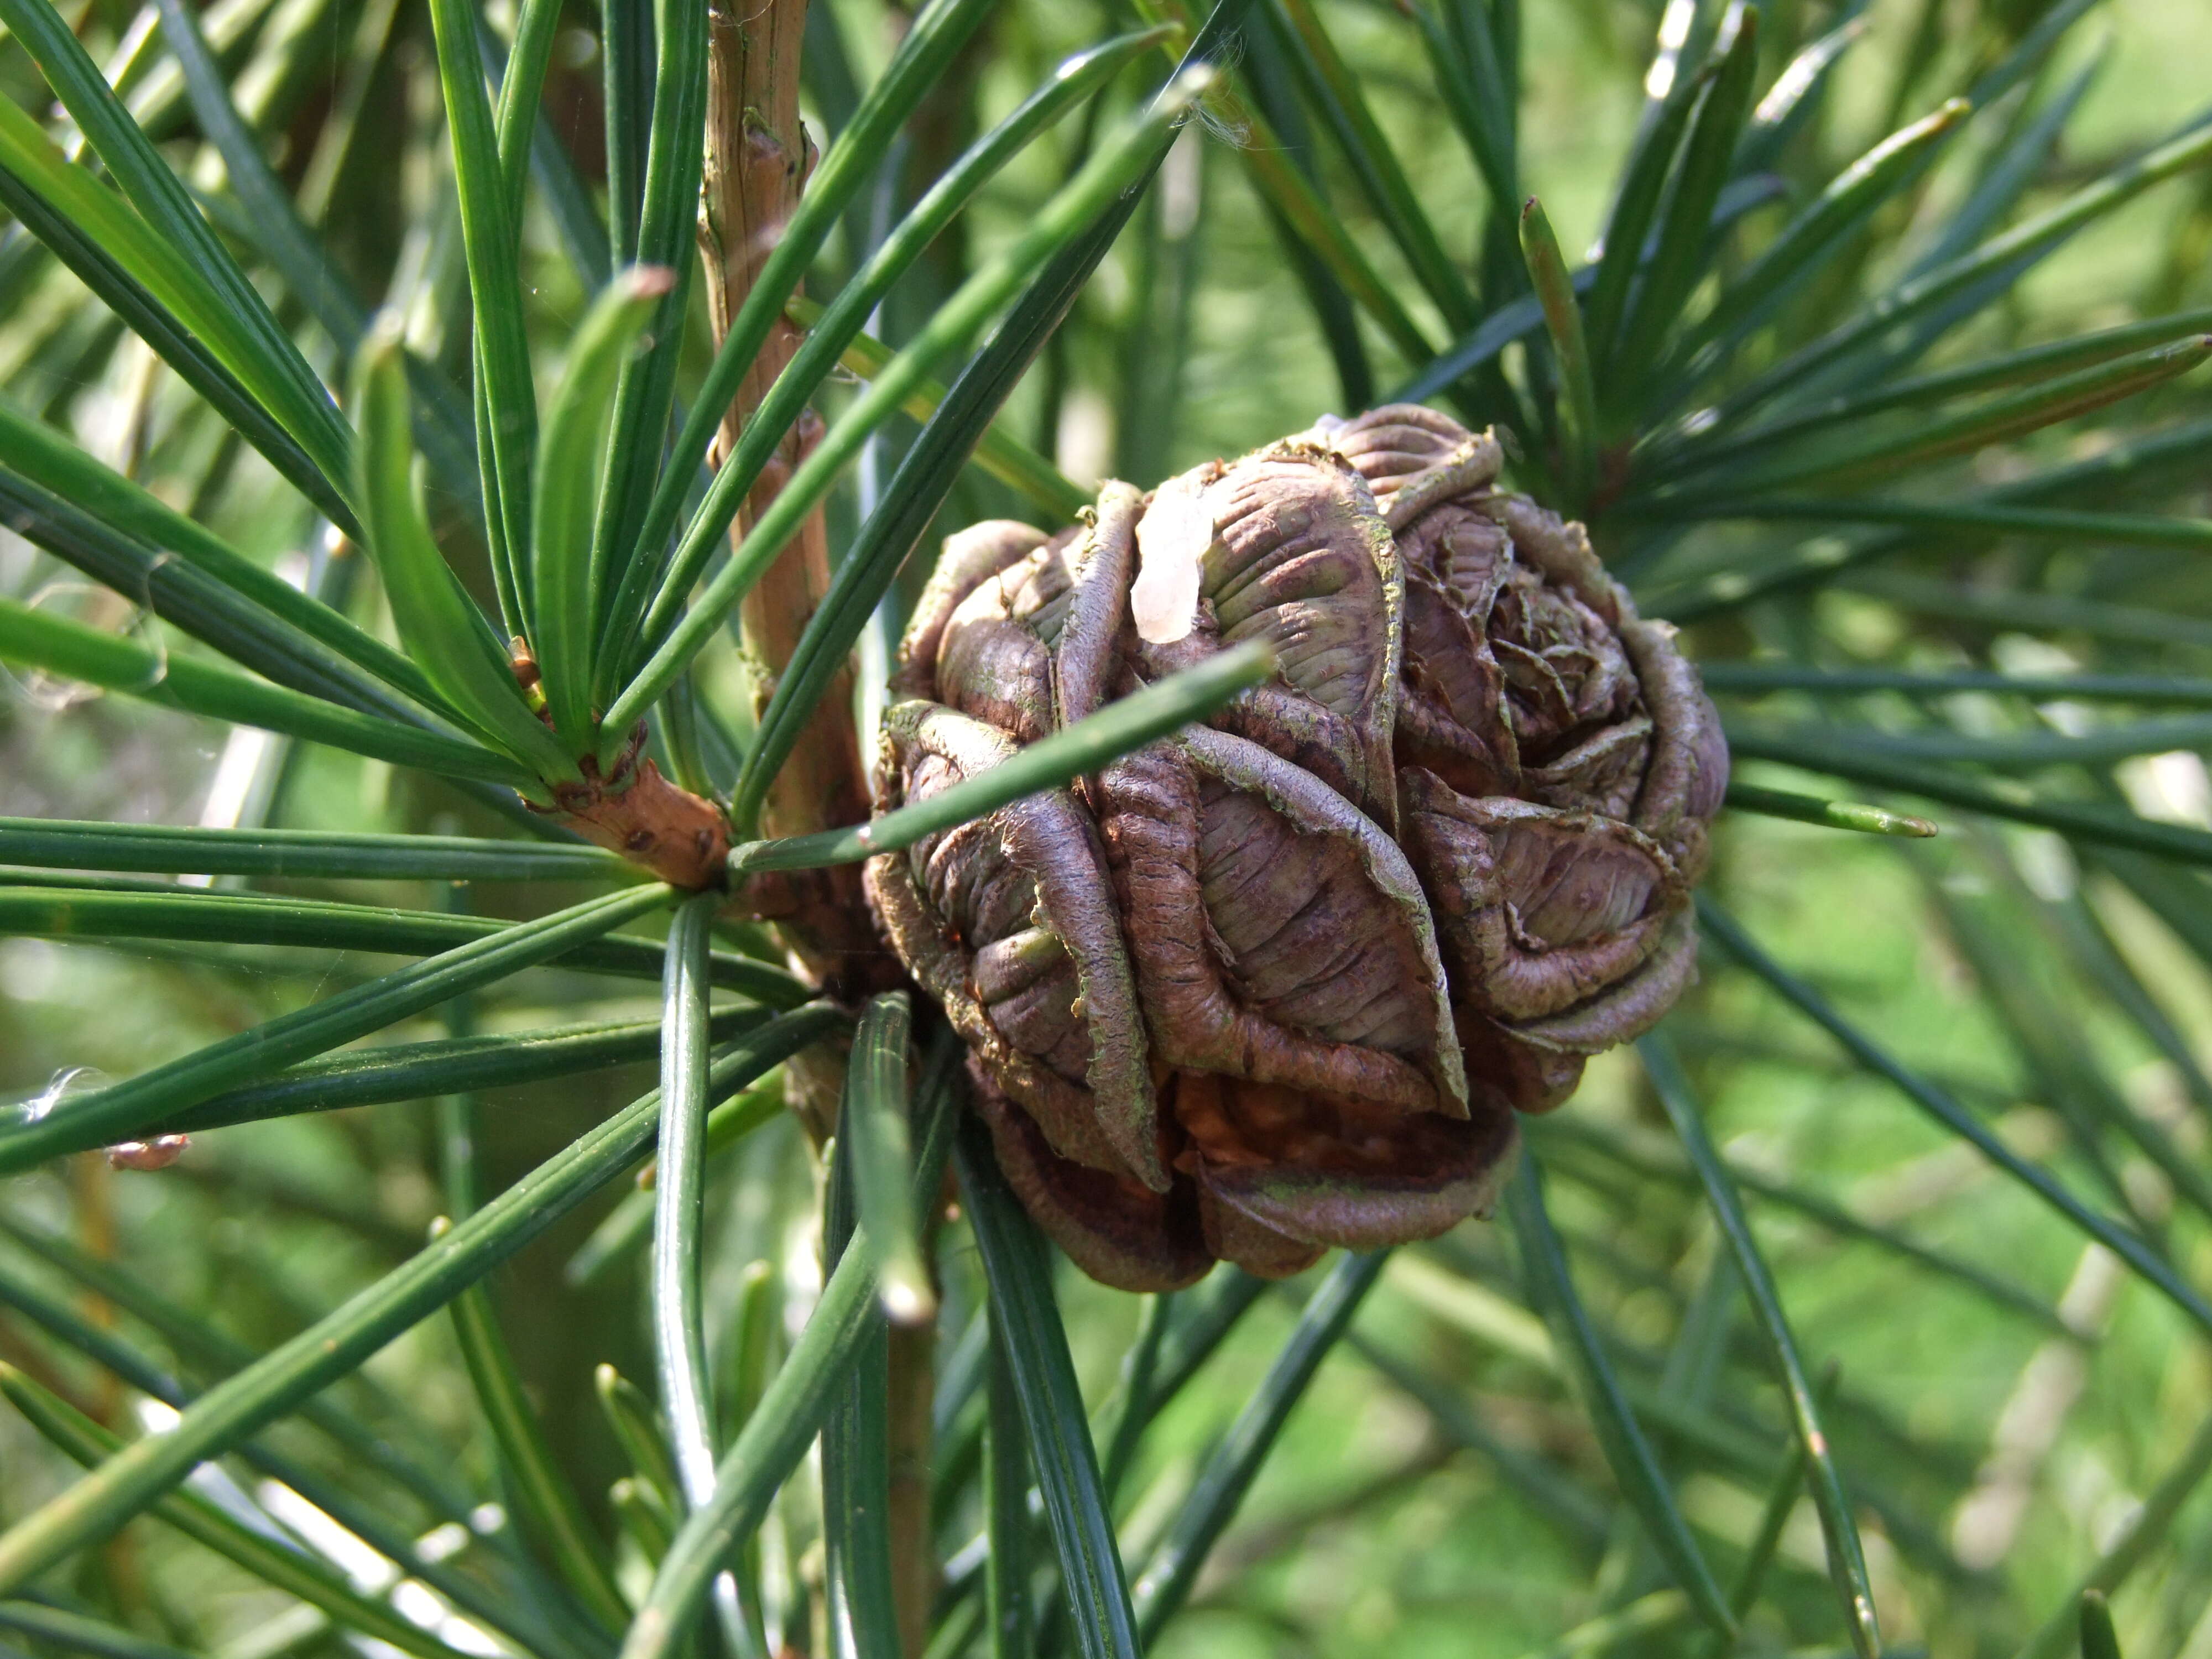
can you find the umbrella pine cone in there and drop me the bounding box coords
[867,405,1728,1290]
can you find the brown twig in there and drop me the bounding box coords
[508,643,731,888]
[696,6,930,1649]
[697,0,889,1000]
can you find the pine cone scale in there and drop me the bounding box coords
[867,406,1728,1290]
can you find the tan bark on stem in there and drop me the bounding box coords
[886,1319,937,1655]
[544,731,731,889]
[697,7,931,1650]
[697,0,890,1001]
[509,644,731,889]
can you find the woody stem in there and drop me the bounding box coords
[697,0,875,944]
[697,5,930,1650]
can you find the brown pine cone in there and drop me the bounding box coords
[865,406,1727,1290]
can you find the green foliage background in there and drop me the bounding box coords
[7,0,2212,1657]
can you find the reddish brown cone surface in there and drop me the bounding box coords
[868,406,1727,1289]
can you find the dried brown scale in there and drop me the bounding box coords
[868,405,1728,1291]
